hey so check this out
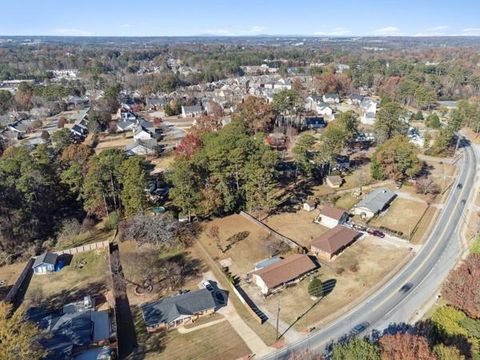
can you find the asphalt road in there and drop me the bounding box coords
[262,140,477,359]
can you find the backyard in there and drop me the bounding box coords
[23,249,110,310]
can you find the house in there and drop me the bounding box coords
[181,105,203,118]
[352,188,397,219]
[146,97,168,110]
[70,124,88,138]
[39,296,112,360]
[32,252,58,274]
[303,201,316,212]
[323,93,340,104]
[116,120,136,133]
[125,140,158,156]
[326,175,343,189]
[141,289,216,332]
[252,254,318,295]
[347,94,365,106]
[360,98,377,125]
[133,126,153,141]
[317,205,349,228]
[311,225,362,261]
[304,116,326,130]
[305,96,334,118]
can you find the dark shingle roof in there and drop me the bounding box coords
[141,289,216,327]
[32,252,58,268]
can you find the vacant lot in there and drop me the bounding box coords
[335,193,358,210]
[95,133,133,153]
[244,236,411,329]
[23,249,109,309]
[150,153,175,173]
[263,210,329,247]
[133,307,251,360]
[369,198,428,237]
[200,214,273,276]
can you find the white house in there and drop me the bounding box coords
[318,205,349,229]
[125,140,158,156]
[181,105,203,118]
[323,93,340,104]
[360,98,377,125]
[305,96,334,119]
[133,126,153,141]
[32,252,58,274]
[352,188,397,219]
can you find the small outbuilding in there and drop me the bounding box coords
[326,175,343,189]
[32,252,58,274]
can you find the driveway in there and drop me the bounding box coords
[198,271,273,357]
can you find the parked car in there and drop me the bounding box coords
[368,229,385,238]
[202,280,214,292]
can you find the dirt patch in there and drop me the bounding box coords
[369,198,428,238]
[263,210,329,248]
[244,236,410,330]
[410,206,439,244]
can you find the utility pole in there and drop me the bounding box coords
[276,302,280,340]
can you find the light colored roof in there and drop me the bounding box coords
[253,254,317,289]
[326,175,343,186]
[311,225,361,254]
[32,252,58,268]
[321,205,346,220]
[355,187,397,214]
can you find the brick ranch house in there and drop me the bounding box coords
[252,254,318,295]
[141,289,216,332]
[311,225,362,261]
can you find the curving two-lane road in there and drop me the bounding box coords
[263,139,477,359]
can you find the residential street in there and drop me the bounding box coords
[262,139,477,359]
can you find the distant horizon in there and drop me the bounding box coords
[2,34,480,38]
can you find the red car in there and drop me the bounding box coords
[368,229,385,238]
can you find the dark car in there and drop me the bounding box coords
[368,229,385,238]
[457,183,463,189]
[399,283,413,293]
[351,322,369,336]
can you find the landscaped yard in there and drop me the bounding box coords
[23,249,110,309]
[244,236,411,330]
[263,210,330,247]
[132,306,251,360]
[369,198,429,238]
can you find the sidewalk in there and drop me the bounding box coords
[177,318,227,334]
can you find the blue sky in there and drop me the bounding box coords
[2,0,480,37]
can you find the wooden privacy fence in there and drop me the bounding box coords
[4,258,34,309]
[54,240,109,255]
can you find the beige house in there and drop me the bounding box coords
[318,205,349,229]
[311,225,362,261]
[326,175,343,189]
[252,254,318,295]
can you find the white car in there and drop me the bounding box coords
[202,280,214,291]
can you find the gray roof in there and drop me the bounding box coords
[117,120,135,130]
[33,252,58,268]
[254,256,282,270]
[355,188,397,214]
[141,289,216,327]
[182,105,202,114]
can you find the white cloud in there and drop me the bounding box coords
[314,27,351,36]
[204,28,236,36]
[121,23,134,28]
[462,28,480,36]
[373,26,401,36]
[53,28,92,36]
[248,25,266,33]
[414,25,448,36]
